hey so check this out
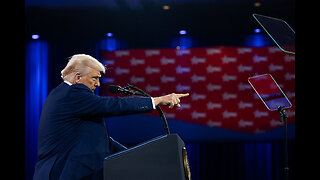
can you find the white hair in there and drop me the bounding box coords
[61,54,105,81]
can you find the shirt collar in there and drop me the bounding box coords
[64,80,72,86]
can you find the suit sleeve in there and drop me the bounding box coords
[69,84,153,118]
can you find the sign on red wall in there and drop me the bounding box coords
[100,46,295,134]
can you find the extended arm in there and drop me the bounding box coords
[152,93,189,108]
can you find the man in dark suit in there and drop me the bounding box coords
[33,54,188,180]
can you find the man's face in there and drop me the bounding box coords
[78,67,101,92]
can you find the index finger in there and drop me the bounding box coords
[176,93,189,98]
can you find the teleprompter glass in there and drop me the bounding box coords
[253,14,295,54]
[248,74,292,111]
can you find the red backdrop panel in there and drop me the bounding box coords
[100,46,295,134]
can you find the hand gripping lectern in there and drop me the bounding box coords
[103,134,191,180]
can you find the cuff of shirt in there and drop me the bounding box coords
[151,97,156,109]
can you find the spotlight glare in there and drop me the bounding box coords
[254,29,261,33]
[179,30,187,35]
[163,5,170,10]
[32,34,40,39]
[106,33,113,37]
[254,2,261,7]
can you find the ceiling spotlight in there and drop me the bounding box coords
[254,2,261,7]
[162,5,170,10]
[106,33,114,37]
[179,30,187,35]
[31,34,40,40]
[254,29,261,33]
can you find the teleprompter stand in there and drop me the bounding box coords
[278,106,289,180]
[248,74,292,180]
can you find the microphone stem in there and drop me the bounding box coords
[156,106,170,135]
[126,84,170,135]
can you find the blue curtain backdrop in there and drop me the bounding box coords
[25,40,48,180]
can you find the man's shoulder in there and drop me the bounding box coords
[70,83,92,93]
[48,82,69,96]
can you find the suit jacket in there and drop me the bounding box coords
[33,82,153,180]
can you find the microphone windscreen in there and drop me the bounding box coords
[108,85,121,94]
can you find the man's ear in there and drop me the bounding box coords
[75,72,81,83]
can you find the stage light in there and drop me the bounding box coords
[163,5,170,10]
[254,29,261,33]
[245,34,270,47]
[31,34,40,39]
[106,33,113,37]
[254,2,261,7]
[179,30,187,35]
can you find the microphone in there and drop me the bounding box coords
[108,85,145,96]
[109,84,171,135]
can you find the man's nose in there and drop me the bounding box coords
[95,79,100,87]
